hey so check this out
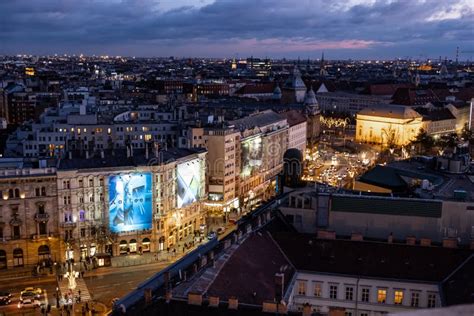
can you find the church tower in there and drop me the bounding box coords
[304,86,321,146]
[281,65,307,103]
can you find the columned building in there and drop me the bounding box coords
[356,105,423,146]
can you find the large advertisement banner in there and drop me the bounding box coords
[109,173,152,233]
[177,159,202,208]
[240,135,263,178]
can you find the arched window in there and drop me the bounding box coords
[142,238,151,252]
[38,245,50,261]
[13,248,23,267]
[119,240,128,255]
[8,189,14,198]
[41,187,46,196]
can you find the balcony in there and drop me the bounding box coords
[61,221,77,228]
[34,213,50,222]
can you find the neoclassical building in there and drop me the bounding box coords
[356,105,423,146]
[0,160,60,269]
[55,147,207,262]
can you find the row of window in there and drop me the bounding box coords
[297,281,437,308]
[1,187,46,199]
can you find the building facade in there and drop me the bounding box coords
[0,161,60,269]
[55,148,207,262]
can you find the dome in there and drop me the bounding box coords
[284,148,303,161]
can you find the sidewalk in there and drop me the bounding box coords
[49,301,108,316]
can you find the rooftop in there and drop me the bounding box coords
[272,231,472,283]
[358,104,422,119]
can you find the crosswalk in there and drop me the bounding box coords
[58,277,92,303]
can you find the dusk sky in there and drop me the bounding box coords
[1,0,473,60]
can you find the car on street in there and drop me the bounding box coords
[207,231,217,240]
[17,298,41,309]
[0,297,11,305]
[20,288,41,301]
[0,291,12,300]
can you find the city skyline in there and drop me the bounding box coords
[1,0,473,60]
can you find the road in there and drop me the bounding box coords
[0,276,54,315]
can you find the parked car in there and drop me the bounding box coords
[0,297,11,305]
[0,291,12,300]
[20,288,41,301]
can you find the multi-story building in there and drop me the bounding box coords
[203,127,240,218]
[316,92,391,115]
[279,110,307,154]
[280,233,470,315]
[230,110,288,212]
[0,159,60,269]
[6,104,180,158]
[55,147,206,262]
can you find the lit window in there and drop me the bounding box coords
[377,289,386,303]
[427,293,436,308]
[297,280,306,296]
[411,292,420,307]
[313,282,322,297]
[394,290,404,305]
[345,286,354,300]
[329,285,338,299]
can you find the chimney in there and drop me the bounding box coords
[388,232,393,244]
[209,296,219,307]
[420,238,432,247]
[406,236,416,245]
[442,238,458,249]
[317,230,336,240]
[274,273,284,302]
[228,297,238,310]
[187,293,202,306]
[302,303,312,316]
[351,232,363,241]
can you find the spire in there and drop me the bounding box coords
[320,52,327,77]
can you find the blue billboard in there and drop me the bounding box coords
[109,173,152,233]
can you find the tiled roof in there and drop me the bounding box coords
[272,232,471,282]
[358,104,422,119]
[229,110,286,132]
[279,110,306,126]
[207,232,295,305]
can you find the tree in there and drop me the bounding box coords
[437,133,458,149]
[412,128,434,154]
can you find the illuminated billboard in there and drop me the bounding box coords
[177,158,203,208]
[240,135,263,178]
[109,173,152,233]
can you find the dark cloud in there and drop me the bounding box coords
[0,0,473,58]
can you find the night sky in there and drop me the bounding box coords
[1,0,473,59]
